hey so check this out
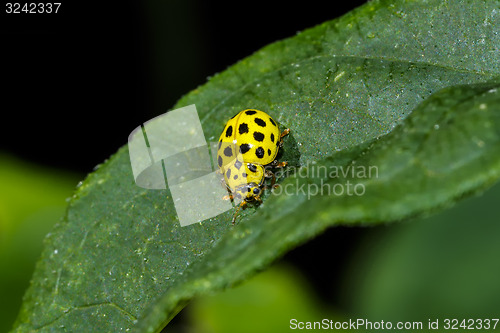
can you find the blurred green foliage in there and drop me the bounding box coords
[0,154,80,333]
[186,265,338,333]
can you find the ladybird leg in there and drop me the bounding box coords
[274,161,288,168]
[222,182,236,201]
[267,182,281,190]
[264,169,276,187]
[278,128,290,147]
[269,159,287,168]
[280,128,290,139]
[232,200,247,225]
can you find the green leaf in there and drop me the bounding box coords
[12,0,500,332]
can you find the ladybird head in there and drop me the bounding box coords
[232,182,262,202]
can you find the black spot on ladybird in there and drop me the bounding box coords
[234,159,243,169]
[245,110,257,115]
[224,146,233,157]
[239,143,251,154]
[268,149,272,156]
[234,175,238,180]
[226,169,231,178]
[269,117,276,126]
[225,126,233,137]
[218,156,223,167]
[270,133,275,143]
[253,132,265,142]
[239,123,249,134]
[218,140,223,149]
[248,164,257,172]
[255,147,265,159]
[242,172,247,178]
[247,187,252,192]
[254,118,266,127]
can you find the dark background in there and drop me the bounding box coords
[1,0,368,329]
[1,0,366,172]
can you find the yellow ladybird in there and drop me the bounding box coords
[217,109,289,224]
